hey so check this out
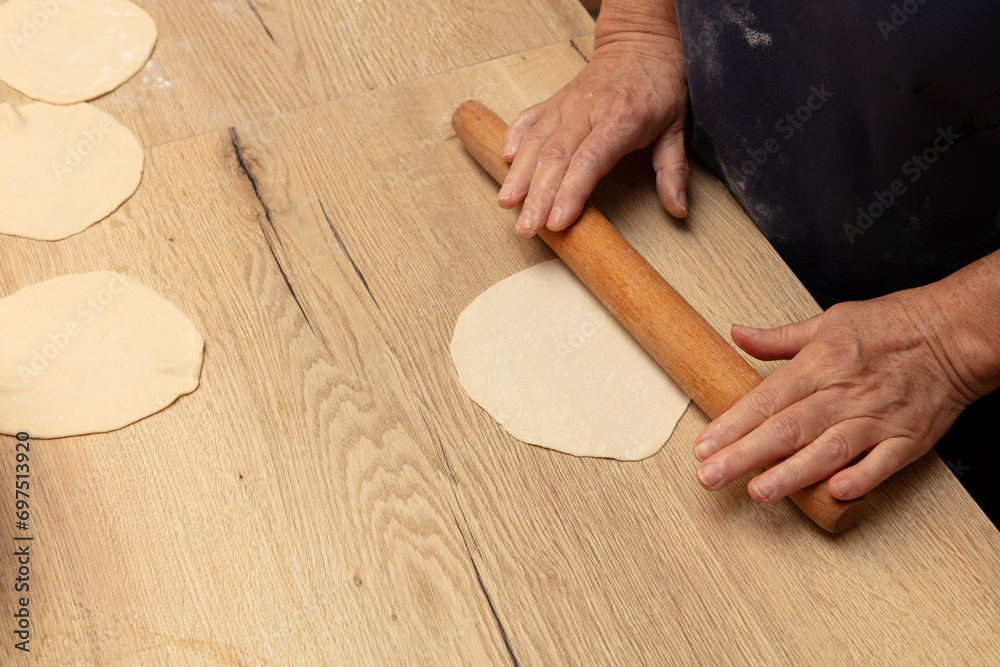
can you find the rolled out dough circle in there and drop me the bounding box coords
[0,101,144,240]
[0,0,158,104]
[0,272,205,439]
[451,260,690,461]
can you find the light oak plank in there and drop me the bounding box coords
[0,0,593,147]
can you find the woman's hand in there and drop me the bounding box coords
[498,4,689,237]
[693,279,1000,503]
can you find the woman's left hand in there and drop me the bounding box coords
[692,287,987,503]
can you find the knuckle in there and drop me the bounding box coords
[720,447,752,480]
[522,126,548,149]
[878,441,920,474]
[522,117,558,145]
[538,143,572,166]
[878,447,901,473]
[575,142,608,174]
[768,465,791,491]
[824,301,848,318]
[746,387,780,419]
[508,118,532,139]
[557,93,588,116]
[819,432,852,467]
[777,324,798,346]
[655,150,689,178]
[768,413,803,451]
[610,113,639,138]
[503,169,529,193]
[848,470,876,497]
[608,97,642,127]
[824,301,860,323]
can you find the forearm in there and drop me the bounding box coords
[594,0,682,49]
[918,249,1000,400]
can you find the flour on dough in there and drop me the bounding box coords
[451,260,690,461]
[0,272,204,439]
[0,101,144,241]
[0,0,157,104]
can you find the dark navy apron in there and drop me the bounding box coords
[674,0,1000,523]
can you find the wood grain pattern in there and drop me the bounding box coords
[0,4,998,666]
[0,0,592,148]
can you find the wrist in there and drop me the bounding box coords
[915,255,1000,399]
[592,4,686,90]
[594,1,683,54]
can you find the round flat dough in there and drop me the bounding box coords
[0,0,157,104]
[0,101,144,240]
[451,260,690,461]
[0,272,204,439]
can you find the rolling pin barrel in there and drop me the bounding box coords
[452,99,866,533]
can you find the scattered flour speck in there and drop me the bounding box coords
[744,28,772,48]
[721,4,773,49]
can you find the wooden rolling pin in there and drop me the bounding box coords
[452,100,867,533]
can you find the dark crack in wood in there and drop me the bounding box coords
[451,510,520,667]
[229,127,283,250]
[320,200,379,309]
[229,127,313,332]
[259,222,314,333]
[419,406,472,537]
[569,38,591,63]
[415,391,518,662]
[245,0,276,44]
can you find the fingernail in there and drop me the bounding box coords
[547,207,563,230]
[678,191,688,214]
[498,184,513,202]
[698,461,724,488]
[694,438,715,462]
[516,211,534,233]
[753,477,776,502]
[735,324,760,335]
[834,479,853,498]
[502,145,514,160]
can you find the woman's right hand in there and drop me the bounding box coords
[498,7,690,237]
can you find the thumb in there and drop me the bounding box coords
[651,122,689,218]
[731,314,824,361]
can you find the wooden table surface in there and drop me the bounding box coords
[2,1,999,665]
